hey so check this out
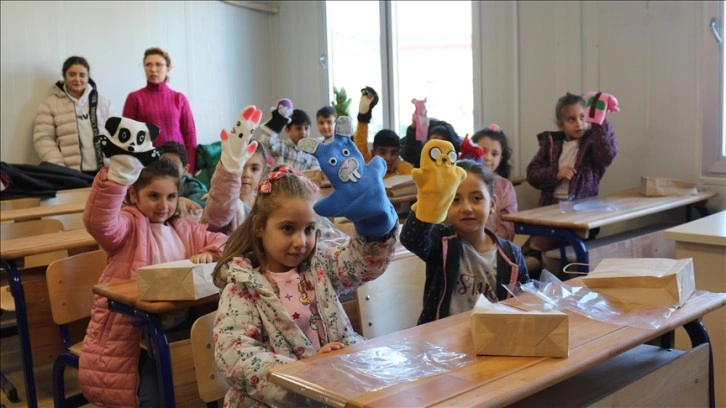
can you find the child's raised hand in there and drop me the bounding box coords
[411,139,467,224]
[557,166,577,181]
[357,86,379,124]
[317,341,345,354]
[220,105,263,174]
[190,252,215,264]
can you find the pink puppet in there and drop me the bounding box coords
[584,91,619,125]
[412,98,429,142]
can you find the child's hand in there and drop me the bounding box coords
[411,139,467,224]
[317,342,345,354]
[557,166,577,181]
[357,86,379,124]
[178,196,202,220]
[190,252,215,264]
[220,106,263,174]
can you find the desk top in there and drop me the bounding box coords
[663,210,726,247]
[502,188,717,233]
[0,200,86,223]
[268,285,726,408]
[0,228,96,260]
[93,279,219,314]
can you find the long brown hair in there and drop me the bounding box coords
[212,167,319,288]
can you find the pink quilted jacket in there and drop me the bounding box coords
[79,168,227,407]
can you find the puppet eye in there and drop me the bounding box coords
[136,131,146,145]
[342,149,350,157]
[429,147,442,160]
[328,157,337,166]
[448,151,458,162]
[118,128,131,143]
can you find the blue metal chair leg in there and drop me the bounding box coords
[1,259,36,408]
[0,371,19,403]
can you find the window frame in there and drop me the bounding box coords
[700,1,726,180]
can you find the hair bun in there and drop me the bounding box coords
[486,123,501,132]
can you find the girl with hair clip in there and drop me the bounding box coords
[212,158,398,406]
[401,144,529,325]
[471,123,518,240]
[78,117,227,407]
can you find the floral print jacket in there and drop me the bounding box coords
[214,232,397,407]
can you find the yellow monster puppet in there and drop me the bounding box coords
[411,140,467,224]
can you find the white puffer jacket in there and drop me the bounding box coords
[33,81,112,171]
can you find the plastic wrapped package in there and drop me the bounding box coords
[503,269,698,330]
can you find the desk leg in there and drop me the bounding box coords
[0,260,37,408]
[683,320,715,408]
[514,224,590,272]
[107,300,176,408]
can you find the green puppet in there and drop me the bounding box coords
[331,87,352,118]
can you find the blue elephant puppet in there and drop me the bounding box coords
[298,116,397,238]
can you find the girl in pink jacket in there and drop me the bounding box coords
[79,116,228,407]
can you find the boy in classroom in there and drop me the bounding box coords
[354,86,414,178]
[156,141,208,218]
[255,99,320,171]
[212,117,399,405]
[315,105,336,142]
[400,139,529,324]
[78,117,227,407]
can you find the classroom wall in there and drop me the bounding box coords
[0,0,273,166]
[2,0,724,217]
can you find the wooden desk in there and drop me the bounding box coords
[502,188,717,268]
[92,279,219,408]
[0,228,98,408]
[664,210,726,407]
[269,286,726,407]
[0,200,86,223]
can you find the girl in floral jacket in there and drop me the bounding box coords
[212,167,397,407]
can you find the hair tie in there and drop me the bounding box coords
[257,166,319,195]
[487,123,501,132]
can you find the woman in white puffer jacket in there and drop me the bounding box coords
[33,56,113,173]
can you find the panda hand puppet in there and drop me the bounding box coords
[298,116,397,238]
[96,116,160,166]
[96,117,161,185]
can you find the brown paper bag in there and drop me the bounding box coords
[137,260,218,301]
[470,295,569,358]
[582,258,695,307]
[639,176,697,197]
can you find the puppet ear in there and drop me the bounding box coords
[105,116,121,135]
[298,137,320,154]
[146,123,160,141]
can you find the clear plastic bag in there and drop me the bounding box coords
[559,197,622,213]
[503,269,693,329]
[275,342,476,396]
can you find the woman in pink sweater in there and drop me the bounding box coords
[123,47,198,172]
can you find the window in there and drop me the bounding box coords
[702,1,726,176]
[326,1,473,142]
